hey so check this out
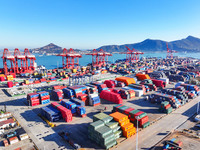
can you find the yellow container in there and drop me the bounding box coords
[0,74,5,77]
[72,69,77,73]
[24,80,29,84]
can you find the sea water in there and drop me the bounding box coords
[0,52,199,69]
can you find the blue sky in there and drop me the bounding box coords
[0,0,200,49]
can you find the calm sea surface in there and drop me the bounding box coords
[0,52,199,69]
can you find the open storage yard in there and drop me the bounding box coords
[0,56,200,150]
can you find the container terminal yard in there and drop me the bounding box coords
[0,45,200,150]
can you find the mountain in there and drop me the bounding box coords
[97,36,200,52]
[31,43,82,54]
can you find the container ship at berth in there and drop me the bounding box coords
[0,44,200,150]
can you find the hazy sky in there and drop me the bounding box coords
[0,0,200,49]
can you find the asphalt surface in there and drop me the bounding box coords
[111,96,200,150]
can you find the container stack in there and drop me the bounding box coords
[27,93,40,106]
[6,75,14,81]
[40,78,46,83]
[51,102,72,122]
[104,80,116,88]
[89,94,101,106]
[88,120,117,149]
[70,98,85,106]
[113,104,150,128]
[159,101,173,114]
[100,90,123,104]
[180,83,200,96]
[61,99,77,114]
[52,89,63,101]
[76,106,86,116]
[38,91,50,105]
[109,112,136,138]
[115,76,136,86]
[0,74,5,81]
[88,112,122,149]
[63,88,75,98]
[91,82,109,93]
[150,93,182,108]
[7,81,13,88]
[41,105,62,122]
[77,94,89,106]
[128,84,146,94]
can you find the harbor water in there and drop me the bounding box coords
[0,52,199,69]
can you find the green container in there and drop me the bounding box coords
[103,140,117,149]
[164,107,173,114]
[113,104,123,112]
[112,126,120,133]
[142,121,150,128]
[96,126,112,138]
[129,109,140,118]
[93,113,110,122]
[101,116,113,124]
[105,121,118,129]
[118,106,130,113]
[138,112,147,119]
[114,130,122,139]
[161,101,169,107]
[88,120,105,130]
[100,132,115,145]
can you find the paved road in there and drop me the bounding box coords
[0,90,72,150]
[112,97,200,150]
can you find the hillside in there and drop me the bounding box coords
[31,43,82,54]
[97,36,200,52]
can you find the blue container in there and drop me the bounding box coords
[70,98,85,106]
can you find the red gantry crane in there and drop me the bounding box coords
[166,43,177,59]
[57,48,82,69]
[2,48,16,75]
[24,48,36,72]
[14,48,26,74]
[120,46,144,64]
[86,49,112,67]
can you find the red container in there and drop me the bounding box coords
[100,90,123,104]
[134,111,144,118]
[124,108,135,115]
[139,115,149,126]
[7,81,13,88]
[53,85,61,90]
[51,102,72,122]
[164,104,171,109]
[104,80,116,88]
[0,76,5,81]
[151,79,166,88]
[10,73,16,78]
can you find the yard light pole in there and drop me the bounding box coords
[197,99,200,114]
[135,116,140,150]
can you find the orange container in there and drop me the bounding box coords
[119,119,130,126]
[121,122,134,131]
[115,77,136,85]
[135,74,150,80]
[123,127,136,138]
[109,112,128,123]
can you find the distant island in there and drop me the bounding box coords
[30,35,200,54]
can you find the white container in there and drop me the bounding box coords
[175,82,184,88]
[159,78,169,84]
[89,94,99,98]
[19,133,29,141]
[0,118,7,122]
[9,137,19,145]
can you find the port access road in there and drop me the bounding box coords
[111,97,200,150]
